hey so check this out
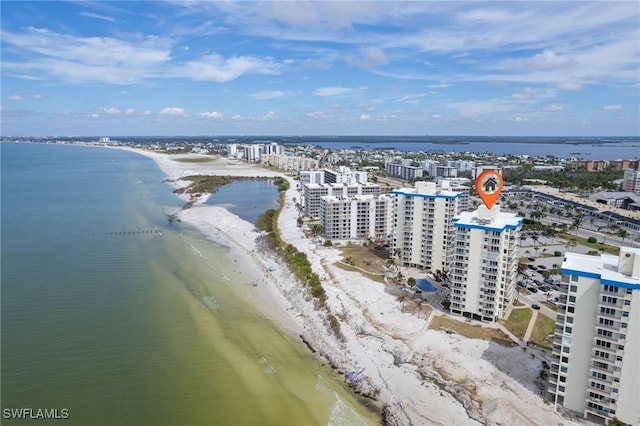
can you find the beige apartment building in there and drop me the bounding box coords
[319,194,393,241]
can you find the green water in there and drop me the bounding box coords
[1,143,379,425]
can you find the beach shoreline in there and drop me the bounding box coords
[122,146,585,426]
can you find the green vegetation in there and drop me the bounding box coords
[337,244,389,275]
[501,308,533,340]
[172,157,215,163]
[558,233,620,255]
[256,196,345,341]
[529,314,555,350]
[504,166,624,192]
[429,316,517,347]
[334,262,386,284]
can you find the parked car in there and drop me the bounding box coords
[528,257,536,262]
[528,287,538,293]
[544,278,557,285]
[517,280,527,287]
[540,286,551,292]
[537,265,547,270]
[533,279,543,286]
[528,264,538,270]
[532,304,541,310]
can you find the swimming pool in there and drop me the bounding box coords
[415,279,437,293]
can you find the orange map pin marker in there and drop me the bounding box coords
[475,170,503,210]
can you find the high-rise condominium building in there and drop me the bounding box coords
[391,181,464,273]
[548,248,639,426]
[319,194,393,241]
[622,168,640,194]
[449,205,522,322]
[303,183,381,218]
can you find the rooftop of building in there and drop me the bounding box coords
[561,248,640,288]
[391,181,464,199]
[453,205,522,232]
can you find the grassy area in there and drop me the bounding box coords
[501,308,533,340]
[541,301,557,311]
[172,157,215,163]
[529,314,555,350]
[558,233,620,255]
[337,244,388,275]
[333,262,386,284]
[429,316,517,347]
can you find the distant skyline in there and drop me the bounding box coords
[1,1,639,137]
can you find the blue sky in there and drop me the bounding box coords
[1,1,638,137]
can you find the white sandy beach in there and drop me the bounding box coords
[126,148,587,426]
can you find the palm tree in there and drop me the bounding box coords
[618,229,630,246]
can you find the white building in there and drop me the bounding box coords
[430,164,458,178]
[391,181,465,273]
[324,167,368,184]
[243,145,263,163]
[261,154,319,171]
[386,162,424,181]
[303,183,381,218]
[447,160,476,172]
[449,205,522,322]
[548,248,640,425]
[473,165,503,179]
[622,169,640,194]
[299,170,325,185]
[319,194,393,241]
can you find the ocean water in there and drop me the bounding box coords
[206,179,281,224]
[1,143,378,425]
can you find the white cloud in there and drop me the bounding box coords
[504,50,576,72]
[199,111,223,118]
[100,107,120,114]
[432,113,442,119]
[1,27,171,84]
[360,114,371,120]
[347,46,388,69]
[447,98,515,117]
[557,81,582,91]
[603,104,623,111]
[263,111,276,120]
[8,95,22,101]
[180,54,280,82]
[126,108,136,115]
[32,94,43,100]
[313,86,353,97]
[545,104,563,112]
[297,59,331,71]
[79,11,115,22]
[159,107,186,116]
[91,113,99,118]
[249,90,284,100]
[396,93,426,104]
[306,111,332,119]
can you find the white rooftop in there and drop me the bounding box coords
[562,248,640,285]
[453,205,522,231]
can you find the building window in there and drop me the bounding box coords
[570,285,578,292]
[571,275,578,282]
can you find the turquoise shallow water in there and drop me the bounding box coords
[1,143,378,425]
